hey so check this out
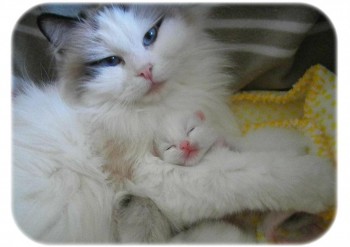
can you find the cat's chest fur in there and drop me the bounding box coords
[86,109,155,187]
[84,87,235,187]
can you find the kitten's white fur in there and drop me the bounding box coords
[153,110,309,167]
[113,111,328,242]
[13,5,334,243]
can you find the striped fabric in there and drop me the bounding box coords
[12,4,335,90]
[208,4,335,90]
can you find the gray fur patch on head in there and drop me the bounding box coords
[79,4,130,19]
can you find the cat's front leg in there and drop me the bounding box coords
[132,150,335,227]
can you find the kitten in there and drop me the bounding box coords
[114,111,253,243]
[153,110,231,167]
[152,110,309,167]
[13,4,334,243]
[113,111,310,242]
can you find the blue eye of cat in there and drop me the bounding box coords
[143,18,163,47]
[88,56,123,67]
[143,27,158,47]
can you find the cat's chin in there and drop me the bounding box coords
[146,81,165,95]
[182,152,204,167]
[138,81,168,104]
[182,144,216,166]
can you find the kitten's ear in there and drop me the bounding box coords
[37,13,79,47]
[195,111,206,121]
[151,140,161,157]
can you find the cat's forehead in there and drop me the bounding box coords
[79,5,174,51]
[90,5,174,29]
[94,5,172,17]
[161,112,200,133]
[98,6,157,26]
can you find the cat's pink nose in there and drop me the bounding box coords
[138,65,153,81]
[180,140,190,150]
[180,140,198,158]
[180,140,197,152]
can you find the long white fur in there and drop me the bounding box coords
[132,149,334,229]
[113,111,332,242]
[13,5,335,243]
[13,84,115,242]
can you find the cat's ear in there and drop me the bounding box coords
[195,111,206,121]
[152,140,161,157]
[37,13,79,47]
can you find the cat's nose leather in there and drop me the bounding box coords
[180,140,190,150]
[180,140,196,152]
[180,140,198,158]
[138,65,153,81]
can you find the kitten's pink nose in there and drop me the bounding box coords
[138,65,153,81]
[180,140,190,150]
[180,140,196,152]
[180,140,198,158]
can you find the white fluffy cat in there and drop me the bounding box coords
[13,4,335,243]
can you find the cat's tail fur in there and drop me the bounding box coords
[12,83,115,242]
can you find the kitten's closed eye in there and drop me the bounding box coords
[187,127,196,136]
[166,145,176,151]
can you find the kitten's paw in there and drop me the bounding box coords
[114,191,134,210]
[113,191,173,242]
[113,191,140,223]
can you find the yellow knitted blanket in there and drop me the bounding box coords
[228,64,336,242]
